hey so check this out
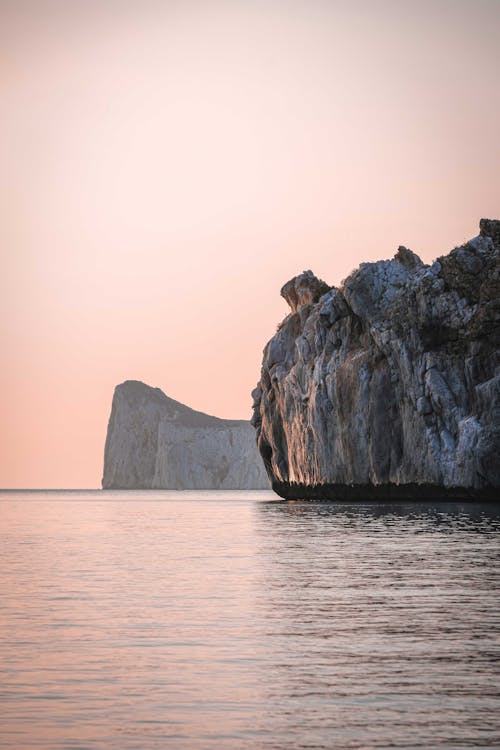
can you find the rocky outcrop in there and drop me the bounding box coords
[103,380,269,489]
[252,220,500,500]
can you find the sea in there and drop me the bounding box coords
[1,490,499,749]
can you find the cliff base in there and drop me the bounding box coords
[272,481,499,501]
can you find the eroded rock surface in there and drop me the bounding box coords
[103,380,269,489]
[252,220,500,500]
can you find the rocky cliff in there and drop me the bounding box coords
[103,380,269,489]
[252,219,500,500]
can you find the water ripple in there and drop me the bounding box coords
[0,491,499,748]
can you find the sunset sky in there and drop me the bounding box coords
[1,0,499,488]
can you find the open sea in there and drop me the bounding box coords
[1,490,499,749]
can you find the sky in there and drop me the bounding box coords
[0,0,499,488]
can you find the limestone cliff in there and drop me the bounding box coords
[103,380,269,489]
[252,219,500,500]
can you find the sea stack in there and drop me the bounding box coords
[252,219,500,500]
[103,380,269,489]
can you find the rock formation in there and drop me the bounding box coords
[252,219,500,500]
[103,380,269,489]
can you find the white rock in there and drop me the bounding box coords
[102,381,269,489]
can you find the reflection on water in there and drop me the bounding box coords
[0,491,499,749]
[255,501,500,749]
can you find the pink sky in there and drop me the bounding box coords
[1,0,499,488]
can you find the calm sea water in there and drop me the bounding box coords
[1,491,499,749]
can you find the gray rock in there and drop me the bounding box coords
[252,220,500,500]
[103,380,269,489]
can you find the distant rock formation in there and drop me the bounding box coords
[103,380,269,489]
[252,219,500,500]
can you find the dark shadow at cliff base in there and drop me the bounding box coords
[272,481,500,502]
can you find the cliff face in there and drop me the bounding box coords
[252,220,500,500]
[103,380,269,489]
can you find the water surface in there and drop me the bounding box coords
[1,490,499,748]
